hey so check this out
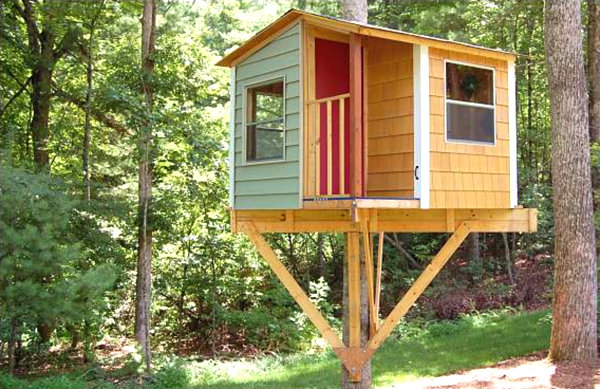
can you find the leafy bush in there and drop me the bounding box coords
[151,357,191,389]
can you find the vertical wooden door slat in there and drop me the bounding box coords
[327,100,333,195]
[340,97,346,194]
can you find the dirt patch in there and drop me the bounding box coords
[383,352,600,389]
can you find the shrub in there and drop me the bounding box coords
[151,357,191,389]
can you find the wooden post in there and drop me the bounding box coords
[374,232,384,325]
[360,222,377,338]
[347,232,361,348]
[349,33,363,196]
[344,231,371,383]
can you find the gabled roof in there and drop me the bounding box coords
[216,9,516,67]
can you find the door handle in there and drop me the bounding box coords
[415,165,419,180]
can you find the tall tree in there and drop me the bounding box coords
[545,0,598,362]
[83,1,105,201]
[340,3,371,389]
[135,0,156,371]
[12,0,78,170]
[589,0,600,143]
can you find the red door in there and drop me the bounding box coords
[315,38,351,196]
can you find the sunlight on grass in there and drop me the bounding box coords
[2,310,551,389]
[191,309,551,389]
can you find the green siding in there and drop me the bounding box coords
[233,23,301,210]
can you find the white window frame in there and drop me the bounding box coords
[444,59,496,147]
[242,75,287,165]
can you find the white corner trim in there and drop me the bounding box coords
[298,20,304,209]
[229,66,236,208]
[508,60,518,208]
[414,44,430,208]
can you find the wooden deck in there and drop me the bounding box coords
[232,207,537,234]
[302,197,420,210]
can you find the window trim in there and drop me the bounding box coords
[242,76,286,165]
[443,59,496,147]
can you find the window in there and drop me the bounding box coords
[245,79,285,162]
[445,62,495,144]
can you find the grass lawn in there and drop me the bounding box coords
[192,309,551,389]
[2,309,551,389]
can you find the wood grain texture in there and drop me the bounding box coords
[367,222,470,350]
[365,37,414,198]
[244,223,345,349]
[429,47,510,208]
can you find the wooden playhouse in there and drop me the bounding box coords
[217,9,537,381]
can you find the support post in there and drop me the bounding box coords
[349,33,363,197]
[346,232,362,381]
[243,220,473,379]
[374,232,384,326]
[360,221,377,338]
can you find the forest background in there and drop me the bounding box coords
[0,0,592,386]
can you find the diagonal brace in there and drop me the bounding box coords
[242,222,345,350]
[339,222,471,372]
[368,222,470,350]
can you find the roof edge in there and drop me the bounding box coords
[216,9,517,68]
[216,9,303,67]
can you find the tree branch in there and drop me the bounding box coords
[52,84,131,136]
[15,0,41,54]
[0,75,32,118]
[4,67,32,96]
[384,234,422,269]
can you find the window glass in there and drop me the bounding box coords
[447,103,495,143]
[246,80,284,162]
[446,62,495,144]
[446,63,493,104]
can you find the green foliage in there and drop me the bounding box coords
[150,357,191,389]
[2,309,550,388]
[0,0,560,382]
[0,164,120,358]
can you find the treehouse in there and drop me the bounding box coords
[217,9,537,382]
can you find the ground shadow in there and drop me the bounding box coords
[550,360,597,389]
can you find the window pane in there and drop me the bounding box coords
[246,80,285,162]
[446,63,493,105]
[447,102,494,144]
[246,123,284,161]
[249,81,284,123]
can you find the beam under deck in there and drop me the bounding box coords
[232,208,538,234]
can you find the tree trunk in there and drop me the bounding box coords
[15,0,73,170]
[468,233,482,281]
[30,31,54,170]
[589,0,600,143]
[589,0,600,219]
[545,0,598,362]
[7,318,18,374]
[83,34,93,201]
[340,0,368,24]
[502,233,515,285]
[342,233,372,389]
[317,233,325,278]
[340,1,369,387]
[135,0,156,372]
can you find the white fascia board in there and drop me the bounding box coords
[229,66,236,208]
[508,60,518,207]
[413,44,430,208]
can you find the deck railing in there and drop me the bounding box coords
[307,93,350,197]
